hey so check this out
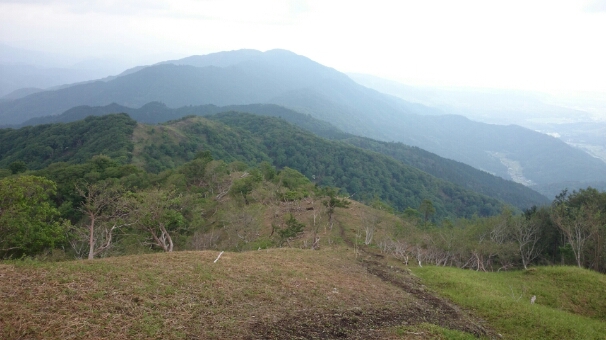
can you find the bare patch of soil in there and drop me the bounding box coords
[246,256,495,339]
[244,221,498,339]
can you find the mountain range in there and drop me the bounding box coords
[7,101,548,210]
[0,49,604,198]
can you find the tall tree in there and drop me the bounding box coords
[76,180,129,259]
[125,188,187,252]
[509,215,542,269]
[0,175,66,257]
[419,199,436,226]
[552,202,600,268]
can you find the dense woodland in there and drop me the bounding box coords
[5,100,563,210]
[2,113,512,219]
[1,114,605,273]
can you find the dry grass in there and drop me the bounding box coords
[1,248,422,339]
[1,195,492,339]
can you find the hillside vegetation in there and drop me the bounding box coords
[204,113,506,218]
[0,113,135,169]
[1,49,604,197]
[13,102,549,209]
[2,113,604,271]
[0,113,508,220]
[132,113,506,219]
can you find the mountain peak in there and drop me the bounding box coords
[159,49,263,68]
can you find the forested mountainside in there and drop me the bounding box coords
[0,49,603,198]
[7,103,549,209]
[205,113,546,214]
[3,113,603,274]
[1,113,508,219]
[0,113,135,168]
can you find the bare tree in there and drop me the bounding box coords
[125,188,188,252]
[380,238,411,265]
[552,204,599,268]
[510,216,542,269]
[362,210,381,246]
[77,181,128,260]
[309,199,323,250]
[190,229,220,250]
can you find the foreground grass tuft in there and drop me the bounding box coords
[412,265,606,340]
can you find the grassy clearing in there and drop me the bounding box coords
[1,248,423,339]
[412,265,606,339]
[130,123,186,169]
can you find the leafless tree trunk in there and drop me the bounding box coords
[147,223,174,252]
[221,206,261,249]
[190,228,220,250]
[124,188,190,253]
[77,181,127,260]
[510,216,542,269]
[310,203,322,250]
[552,204,599,268]
[362,210,381,246]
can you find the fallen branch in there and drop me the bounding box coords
[214,251,224,263]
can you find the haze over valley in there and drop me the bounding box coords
[350,73,606,165]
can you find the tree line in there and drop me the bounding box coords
[0,152,334,260]
[380,188,606,273]
[1,151,604,273]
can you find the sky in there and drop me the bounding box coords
[1,0,606,96]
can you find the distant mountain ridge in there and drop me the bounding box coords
[0,49,603,198]
[8,102,549,209]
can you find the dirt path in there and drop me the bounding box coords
[246,222,497,339]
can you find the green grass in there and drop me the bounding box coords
[412,265,606,339]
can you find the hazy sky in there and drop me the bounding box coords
[1,0,606,95]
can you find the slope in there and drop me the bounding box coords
[132,113,507,218]
[268,78,606,197]
[12,102,549,209]
[0,114,136,169]
[0,112,507,218]
[0,249,492,339]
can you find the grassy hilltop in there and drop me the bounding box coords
[2,202,605,339]
[2,249,487,340]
